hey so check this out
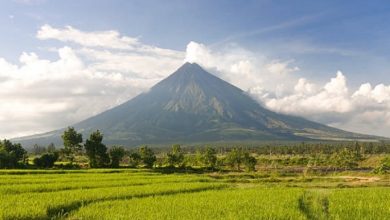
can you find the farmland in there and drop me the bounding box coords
[1,169,390,220]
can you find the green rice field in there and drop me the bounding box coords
[0,169,389,219]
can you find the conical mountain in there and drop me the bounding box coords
[15,62,377,146]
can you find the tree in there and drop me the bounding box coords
[224,148,256,171]
[33,152,59,168]
[61,127,83,163]
[109,146,125,168]
[225,148,243,171]
[2,140,26,163]
[373,157,390,174]
[0,139,27,168]
[84,130,109,168]
[128,152,141,167]
[47,143,56,153]
[200,146,217,169]
[139,146,156,168]
[33,144,46,155]
[354,142,363,160]
[166,144,184,167]
[332,148,359,170]
[243,152,257,172]
[0,149,11,168]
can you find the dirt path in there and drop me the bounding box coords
[333,176,380,183]
[310,175,383,187]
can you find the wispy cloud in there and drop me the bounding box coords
[13,0,46,5]
[211,13,325,47]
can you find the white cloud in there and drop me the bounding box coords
[324,71,348,95]
[1,25,389,139]
[258,72,352,115]
[353,83,390,103]
[294,78,317,95]
[37,24,140,49]
[13,0,46,5]
[184,41,299,92]
[0,25,186,138]
[184,41,213,64]
[37,25,184,59]
[251,71,390,137]
[266,60,299,75]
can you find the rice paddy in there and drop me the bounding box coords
[0,169,389,219]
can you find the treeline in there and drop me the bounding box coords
[0,127,257,171]
[182,141,390,155]
[1,127,390,172]
[58,127,257,171]
[250,142,390,155]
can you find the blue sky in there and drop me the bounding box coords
[2,0,390,85]
[1,0,390,138]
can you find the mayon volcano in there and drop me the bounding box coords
[15,62,377,146]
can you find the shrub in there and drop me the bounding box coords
[33,152,59,168]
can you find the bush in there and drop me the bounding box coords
[33,152,59,168]
[225,148,243,171]
[109,146,125,168]
[243,152,257,172]
[199,147,217,169]
[166,144,184,167]
[128,152,141,168]
[139,146,156,168]
[373,157,390,174]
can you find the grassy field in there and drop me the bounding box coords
[0,169,389,220]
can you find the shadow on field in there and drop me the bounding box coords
[298,190,330,220]
[149,166,222,174]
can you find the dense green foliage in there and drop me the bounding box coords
[33,152,59,168]
[373,156,390,174]
[108,146,125,168]
[225,148,257,171]
[61,127,83,163]
[197,146,217,169]
[166,144,184,167]
[139,146,157,168]
[84,130,110,168]
[0,139,26,168]
[3,129,390,174]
